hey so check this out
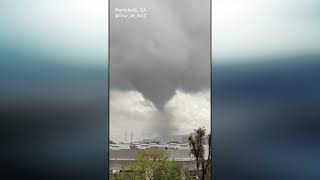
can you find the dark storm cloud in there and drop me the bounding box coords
[110,0,210,109]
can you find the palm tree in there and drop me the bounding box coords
[189,127,211,180]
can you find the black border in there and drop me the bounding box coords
[107,0,110,176]
[210,0,213,178]
[107,1,213,178]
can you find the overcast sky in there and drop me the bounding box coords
[109,0,211,142]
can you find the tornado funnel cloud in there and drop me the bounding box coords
[109,0,211,141]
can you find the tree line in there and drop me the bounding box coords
[110,127,212,180]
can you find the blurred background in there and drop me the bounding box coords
[212,0,320,179]
[0,0,320,180]
[0,1,108,179]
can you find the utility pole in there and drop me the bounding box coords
[130,132,133,144]
[125,132,128,144]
